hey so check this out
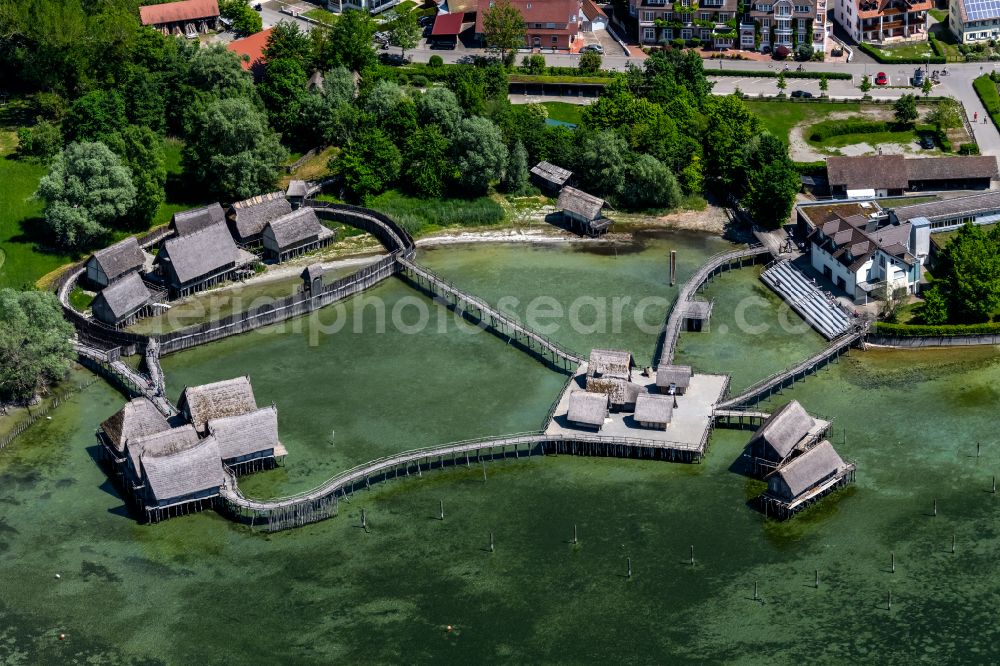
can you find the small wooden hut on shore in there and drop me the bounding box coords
[567,390,609,430]
[85,236,147,289]
[261,208,335,262]
[91,272,155,328]
[656,365,692,396]
[760,440,855,519]
[286,180,308,208]
[177,375,258,434]
[557,186,611,237]
[227,191,292,246]
[155,222,255,297]
[171,202,226,236]
[633,393,673,430]
[531,161,573,193]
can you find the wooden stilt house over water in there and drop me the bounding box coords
[140,436,226,523]
[99,397,173,474]
[586,349,642,412]
[155,222,256,297]
[760,440,855,519]
[557,186,611,237]
[206,405,287,473]
[227,192,292,246]
[91,272,154,327]
[633,393,673,430]
[261,208,335,262]
[85,236,147,289]
[121,425,203,507]
[531,161,573,193]
[680,299,713,332]
[656,365,692,396]
[747,400,829,476]
[567,390,609,430]
[171,202,226,236]
[177,375,258,434]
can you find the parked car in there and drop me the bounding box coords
[790,90,813,98]
[580,44,604,54]
[913,68,925,86]
[919,134,935,149]
[380,53,411,66]
[875,71,888,85]
[251,1,262,9]
[418,15,434,26]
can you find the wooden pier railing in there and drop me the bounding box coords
[716,326,867,409]
[397,257,587,371]
[74,343,175,416]
[220,430,706,531]
[657,245,772,368]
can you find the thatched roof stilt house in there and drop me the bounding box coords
[567,390,609,430]
[177,376,258,434]
[227,191,293,246]
[761,440,855,519]
[557,186,611,237]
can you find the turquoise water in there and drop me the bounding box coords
[3,240,1000,663]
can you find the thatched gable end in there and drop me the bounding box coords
[558,186,606,223]
[751,400,816,461]
[567,390,609,428]
[87,236,146,285]
[262,208,332,251]
[229,192,292,242]
[141,436,226,504]
[178,376,258,432]
[768,440,847,501]
[207,406,283,462]
[172,202,225,236]
[158,222,240,285]
[634,393,673,427]
[92,273,152,324]
[100,397,172,451]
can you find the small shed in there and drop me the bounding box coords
[286,180,308,208]
[227,191,292,246]
[85,236,146,288]
[171,202,226,236]
[582,0,608,30]
[91,273,153,327]
[100,397,172,461]
[680,299,713,332]
[207,405,287,470]
[140,436,226,516]
[656,365,692,395]
[301,264,325,294]
[530,161,573,192]
[430,12,464,48]
[633,393,673,430]
[567,390,609,430]
[261,208,335,262]
[748,400,816,466]
[177,376,258,433]
[557,186,611,237]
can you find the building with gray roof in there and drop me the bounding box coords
[530,161,573,192]
[100,397,172,457]
[172,202,226,236]
[91,272,154,327]
[656,365,692,395]
[207,405,287,469]
[762,440,855,518]
[633,393,673,430]
[261,208,335,262]
[748,400,818,472]
[557,186,611,237]
[177,376,258,433]
[227,192,292,246]
[567,390,609,430]
[140,436,226,519]
[155,222,256,297]
[85,236,147,288]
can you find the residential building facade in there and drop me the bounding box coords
[834,0,931,43]
[742,0,828,52]
[477,0,584,51]
[949,0,1000,43]
[631,0,741,49]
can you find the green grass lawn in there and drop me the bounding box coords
[541,101,586,125]
[811,127,921,149]
[367,190,506,236]
[874,42,936,59]
[929,8,947,21]
[304,7,338,23]
[931,222,997,249]
[745,100,862,145]
[68,285,94,312]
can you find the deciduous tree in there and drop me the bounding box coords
[741,132,799,229]
[403,126,451,198]
[579,51,602,74]
[482,0,525,65]
[622,154,681,210]
[332,128,402,200]
[416,86,464,134]
[451,116,508,194]
[0,289,74,403]
[893,94,918,126]
[576,129,630,198]
[936,223,1000,321]
[324,9,377,72]
[388,10,421,60]
[502,140,529,193]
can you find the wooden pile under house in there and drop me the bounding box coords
[633,393,673,430]
[286,180,308,208]
[227,191,292,246]
[177,375,258,434]
[91,272,155,328]
[586,349,641,411]
[99,397,173,473]
[261,208,335,262]
[747,400,828,476]
[656,364,692,396]
[531,161,573,193]
[557,186,611,237]
[139,436,226,523]
[85,236,148,289]
[155,222,256,297]
[567,390,609,430]
[301,264,325,294]
[760,440,855,519]
[171,202,226,236]
[206,405,288,473]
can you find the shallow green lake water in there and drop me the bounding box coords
[3,240,1000,664]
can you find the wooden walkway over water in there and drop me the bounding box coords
[398,257,586,371]
[75,343,175,416]
[716,326,867,409]
[219,431,704,531]
[657,245,772,368]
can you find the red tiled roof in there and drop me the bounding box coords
[139,0,220,25]
[476,0,580,33]
[227,28,273,71]
[582,0,606,20]
[432,12,466,35]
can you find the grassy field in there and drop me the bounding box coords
[810,127,923,149]
[304,7,338,23]
[541,101,586,125]
[69,285,95,311]
[872,42,936,60]
[280,146,337,187]
[745,100,862,145]
[367,189,506,235]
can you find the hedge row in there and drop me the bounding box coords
[793,160,826,176]
[858,42,946,65]
[709,69,851,80]
[973,74,1000,129]
[809,119,890,142]
[874,321,1000,336]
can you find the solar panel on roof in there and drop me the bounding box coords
[965,0,1000,20]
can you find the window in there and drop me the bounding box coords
[643,10,654,20]
[644,27,656,39]
[798,18,806,28]
[718,12,730,20]
[701,12,711,20]
[701,28,711,37]
[551,35,558,43]
[762,17,770,27]
[546,21,555,28]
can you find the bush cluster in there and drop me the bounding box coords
[808,119,890,142]
[874,321,1000,336]
[710,69,851,80]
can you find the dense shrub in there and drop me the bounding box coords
[366,190,505,235]
[973,74,1000,128]
[959,142,980,155]
[710,69,851,80]
[793,160,826,176]
[874,321,1000,336]
[808,119,890,142]
[428,55,444,67]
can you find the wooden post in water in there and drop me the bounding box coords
[439,499,444,521]
[489,531,495,553]
[952,533,956,554]
[670,250,677,287]
[815,569,819,589]
[689,545,695,566]
[993,475,996,494]
[934,499,938,516]
[887,590,892,612]
[573,523,578,545]
[627,557,632,579]
[753,580,758,601]
[482,460,487,483]
[891,551,895,573]
[361,508,367,530]
[978,442,982,458]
